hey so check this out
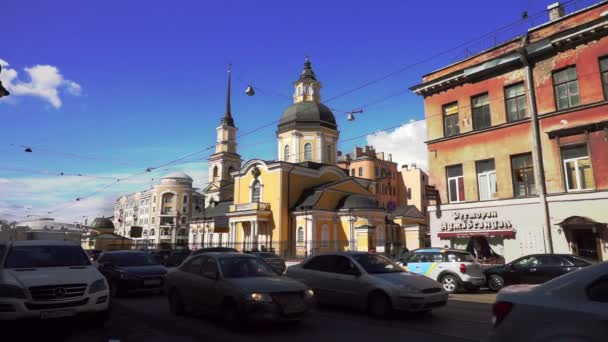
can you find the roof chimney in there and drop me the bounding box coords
[548,2,565,21]
[412,163,417,169]
[388,154,392,162]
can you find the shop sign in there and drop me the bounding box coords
[439,210,514,236]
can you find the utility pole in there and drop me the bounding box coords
[518,36,554,254]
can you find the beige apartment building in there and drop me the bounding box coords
[113,172,204,248]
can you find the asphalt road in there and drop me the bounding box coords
[2,294,494,342]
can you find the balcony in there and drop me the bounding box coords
[230,202,271,212]
[159,217,175,226]
[160,208,176,216]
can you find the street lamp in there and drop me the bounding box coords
[347,109,364,121]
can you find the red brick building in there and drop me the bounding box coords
[411,2,608,263]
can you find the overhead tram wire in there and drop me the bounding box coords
[20,64,608,218]
[321,0,585,104]
[24,1,595,216]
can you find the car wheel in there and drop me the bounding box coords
[488,275,504,292]
[86,309,110,328]
[168,289,185,316]
[367,292,392,318]
[221,300,243,330]
[440,275,460,294]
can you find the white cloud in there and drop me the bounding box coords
[0,58,82,108]
[366,119,429,171]
[0,162,209,223]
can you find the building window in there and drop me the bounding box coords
[297,86,303,96]
[476,159,497,201]
[511,153,536,197]
[553,67,580,110]
[443,102,460,137]
[251,180,261,202]
[304,85,312,95]
[153,196,156,203]
[212,166,219,179]
[284,145,290,161]
[152,217,156,224]
[446,165,465,203]
[505,83,527,122]
[321,225,329,247]
[326,145,332,163]
[181,216,186,224]
[183,195,188,204]
[297,226,304,243]
[304,143,312,161]
[472,93,491,130]
[600,57,608,99]
[150,229,155,236]
[351,169,355,177]
[375,183,380,194]
[358,167,363,177]
[375,167,380,177]
[152,207,156,213]
[562,144,594,191]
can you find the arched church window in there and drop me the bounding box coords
[251,180,261,203]
[297,227,304,243]
[304,143,312,161]
[304,85,312,95]
[326,145,332,163]
[213,166,218,179]
[284,145,290,161]
[376,225,385,247]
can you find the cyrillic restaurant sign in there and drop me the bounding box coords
[438,210,515,238]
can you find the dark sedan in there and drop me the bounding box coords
[246,252,287,274]
[97,251,168,297]
[484,254,595,291]
[166,253,314,328]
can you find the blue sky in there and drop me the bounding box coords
[0,0,566,222]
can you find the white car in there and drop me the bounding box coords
[286,252,448,317]
[0,240,110,324]
[490,261,608,342]
[397,248,486,293]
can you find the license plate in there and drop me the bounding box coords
[283,303,306,314]
[40,309,76,319]
[144,279,161,286]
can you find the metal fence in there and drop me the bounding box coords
[94,239,408,262]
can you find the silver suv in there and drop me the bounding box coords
[398,248,485,293]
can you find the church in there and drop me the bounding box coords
[189,59,424,257]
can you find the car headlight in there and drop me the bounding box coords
[400,284,421,294]
[305,289,314,298]
[0,284,26,299]
[89,279,107,294]
[249,293,273,303]
[119,273,138,280]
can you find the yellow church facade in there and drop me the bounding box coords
[190,59,422,257]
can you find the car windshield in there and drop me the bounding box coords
[446,252,475,262]
[219,257,278,278]
[352,254,404,274]
[258,253,279,258]
[112,252,160,266]
[4,245,91,268]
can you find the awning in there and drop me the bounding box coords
[438,230,515,239]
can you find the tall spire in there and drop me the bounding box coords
[221,64,235,127]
